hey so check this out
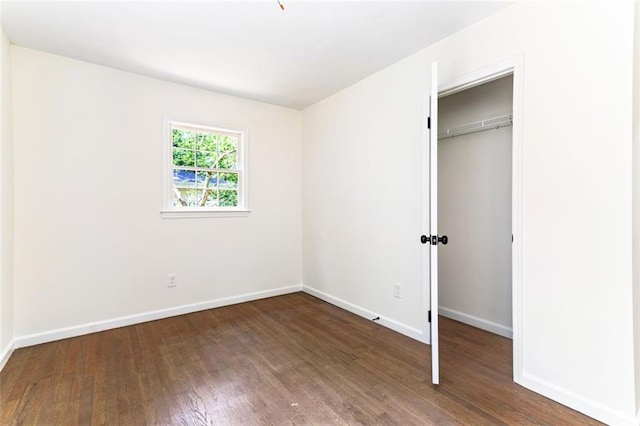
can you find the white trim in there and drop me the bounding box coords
[511,55,525,384]
[439,58,516,98]
[160,209,250,219]
[302,285,428,344]
[0,340,15,372]
[439,306,513,339]
[520,372,637,426]
[436,55,525,383]
[13,285,302,349]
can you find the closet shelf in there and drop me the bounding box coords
[439,114,512,140]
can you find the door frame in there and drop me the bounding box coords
[422,55,524,383]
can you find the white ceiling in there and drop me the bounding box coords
[1,1,511,109]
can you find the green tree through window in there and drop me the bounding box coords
[171,124,242,208]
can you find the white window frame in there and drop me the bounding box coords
[161,116,249,218]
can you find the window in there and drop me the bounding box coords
[162,118,248,218]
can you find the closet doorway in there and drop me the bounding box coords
[437,75,514,340]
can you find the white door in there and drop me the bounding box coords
[429,61,440,385]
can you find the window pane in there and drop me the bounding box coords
[173,188,199,207]
[219,172,238,189]
[173,171,200,206]
[196,171,218,189]
[173,169,196,188]
[195,132,206,151]
[172,190,184,207]
[195,151,217,168]
[219,136,237,153]
[202,189,219,207]
[196,132,217,152]
[173,148,194,167]
[219,190,238,207]
[218,152,237,169]
[172,129,196,149]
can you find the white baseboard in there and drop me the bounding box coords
[14,285,302,349]
[520,372,637,426]
[439,306,513,339]
[302,285,428,344]
[0,339,15,372]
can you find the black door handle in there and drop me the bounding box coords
[420,235,448,245]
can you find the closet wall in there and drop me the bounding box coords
[438,76,513,337]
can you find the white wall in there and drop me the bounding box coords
[301,54,425,338]
[633,0,640,419]
[302,2,636,424]
[0,25,14,367]
[438,76,513,337]
[12,47,302,339]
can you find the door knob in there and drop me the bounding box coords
[420,235,448,245]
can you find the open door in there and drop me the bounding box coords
[422,61,443,385]
[428,61,440,385]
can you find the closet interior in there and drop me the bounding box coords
[438,75,514,339]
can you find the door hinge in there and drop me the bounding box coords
[428,310,432,323]
[427,116,431,129]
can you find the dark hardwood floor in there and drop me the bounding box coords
[1,292,600,425]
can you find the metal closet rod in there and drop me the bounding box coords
[439,113,513,140]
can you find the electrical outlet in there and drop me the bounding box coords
[393,282,402,299]
[168,274,177,288]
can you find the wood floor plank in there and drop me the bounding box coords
[0,293,601,425]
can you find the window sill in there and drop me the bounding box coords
[160,209,251,219]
